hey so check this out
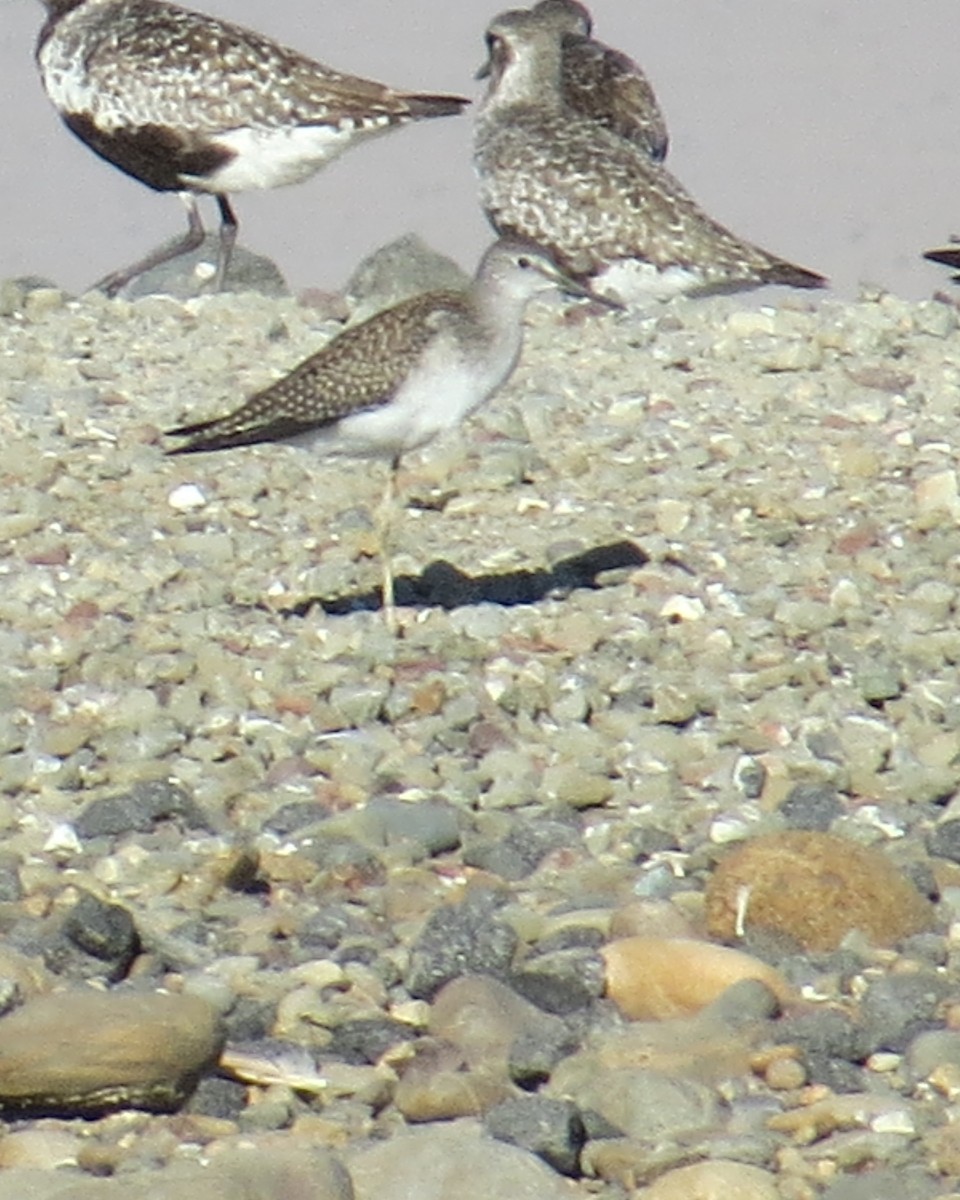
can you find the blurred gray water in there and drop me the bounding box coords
[1,0,957,299]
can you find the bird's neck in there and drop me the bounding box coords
[482,38,564,114]
[39,0,92,17]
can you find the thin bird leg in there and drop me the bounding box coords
[214,195,239,290]
[92,192,207,297]
[375,456,402,631]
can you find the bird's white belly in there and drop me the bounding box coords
[593,259,703,305]
[342,370,491,457]
[185,123,366,192]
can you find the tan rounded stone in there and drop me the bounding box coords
[0,989,224,1116]
[601,936,794,1020]
[645,1160,779,1200]
[705,831,934,951]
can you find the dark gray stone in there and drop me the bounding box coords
[803,1053,866,1094]
[404,891,518,1000]
[75,780,209,838]
[509,1023,580,1090]
[345,234,470,321]
[327,1017,413,1064]
[702,978,783,1026]
[365,796,462,856]
[185,1074,247,1121]
[777,1008,871,1063]
[265,802,327,836]
[859,971,951,1053]
[62,892,139,971]
[298,904,370,951]
[484,1095,585,1176]
[463,813,581,881]
[779,782,843,831]
[927,817,960,863]
[509,948,606,1015]
[123,235,289,300]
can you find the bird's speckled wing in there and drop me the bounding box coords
[562,35,668,161]
[40,0,465,133]
[167,290,470,454]
[476,108,823,289]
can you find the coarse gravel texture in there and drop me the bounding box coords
[1,256,960,1198]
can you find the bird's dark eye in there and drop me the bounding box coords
[517,255,532,270]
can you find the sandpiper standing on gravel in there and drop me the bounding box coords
[35,0,468,296]
[480,0,669,162]
[165,237,606,628]
[474,9,826,306]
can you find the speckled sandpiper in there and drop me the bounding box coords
[165,237,607,627]
[35,0,469,296]
[924,242,960,282]
[474,10,826,306]
[479,0,668,162]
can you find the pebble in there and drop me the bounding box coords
[483,1095,585,1176]
[0,990,224,1116]
[644,1160,780,1200]
[705,831,934,950]
[405,891,518,1000]
[602,936,794,1020]
[347,1120,576,1200]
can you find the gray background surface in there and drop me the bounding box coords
[1,1,956,299]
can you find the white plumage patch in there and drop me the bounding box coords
[183,123,365,192]
[593,259,703,305]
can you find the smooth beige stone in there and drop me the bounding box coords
[646,1160,779,1200]
[0,989,224,1116]
[602,936,794,1019]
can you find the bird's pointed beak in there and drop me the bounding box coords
[475,59,492,81]
[560,272,624,312]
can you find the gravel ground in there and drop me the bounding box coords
[1,256,960,1199]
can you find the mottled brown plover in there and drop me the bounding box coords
[35,0,469,296]
[474,10,826,305]
[924,242,960,282]
[166,237,604,626]
[480,0,669,162]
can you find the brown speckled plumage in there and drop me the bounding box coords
[494,0,669,161]
[167,290,473,453]
[474,12,826,303]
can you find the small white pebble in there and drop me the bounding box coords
[870,1110,915,1135]
[168,482,207,511]
[44,822,82,853]
[659,594,705,621]
[867,1052,902,1073]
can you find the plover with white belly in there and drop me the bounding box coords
[480,0,669,162]
[474,9,826,306]
[166,237,609,627]
[35,0,468,296]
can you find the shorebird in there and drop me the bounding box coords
[165,237,609,627]
[35,0,469,296]
[474,10,826,306]
[923,242,960,283]
[479,0,669,162]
